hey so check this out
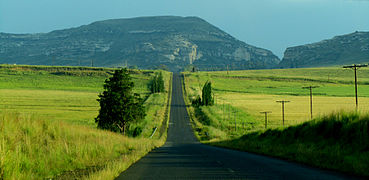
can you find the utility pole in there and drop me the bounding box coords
[343,64,368,111]
[302,86,319,119]
[260,111,272,129]
[276,100,290,127]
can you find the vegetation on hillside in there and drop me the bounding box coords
[279,31,369,68]
[0,16,280,71]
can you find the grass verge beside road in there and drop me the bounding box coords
[0,112,162,179]
[209,112,369,177]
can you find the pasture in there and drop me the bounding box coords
[0,65,171,179]
[183,67,369,139]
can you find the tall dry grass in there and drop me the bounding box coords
[0,112,161,179]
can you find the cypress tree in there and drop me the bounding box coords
[202,81,214,106]
[150,72,165,93]
[158,72,164,92]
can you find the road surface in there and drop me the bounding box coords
[116,73,358,180]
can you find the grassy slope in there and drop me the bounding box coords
[209,112,369,177]
[0,65,172,179]
[182,67,369,176]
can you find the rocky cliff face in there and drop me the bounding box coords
[279,31,369,68]
[0,16,280,71]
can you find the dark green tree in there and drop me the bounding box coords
[157,72,164,92]
[150,72,164,93]
[95,68,146,134]
[201,81,214,106]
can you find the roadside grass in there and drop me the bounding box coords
[208,111,369,177]
[0,112,161,179]
[0,65,172,179]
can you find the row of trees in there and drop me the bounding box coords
[150,72,165,93]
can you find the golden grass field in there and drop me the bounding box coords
[218,93,369,128]
[183,67,369,135]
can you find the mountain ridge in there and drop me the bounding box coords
[278,31,369,68]
[0,16,280,71]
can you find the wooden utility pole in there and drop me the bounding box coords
[302,86,319,119]
[276,100,290,127]
[343,64,368,111]
[260,111,272,129]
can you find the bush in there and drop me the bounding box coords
[133,126,143,137]
[191,95,202,107]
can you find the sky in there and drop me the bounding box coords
[0,0,369,58]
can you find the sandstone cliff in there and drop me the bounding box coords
[0,16,280,71]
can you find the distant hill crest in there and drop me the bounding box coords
[278,31,369,68]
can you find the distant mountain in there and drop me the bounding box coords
[0,16,280,71]
[278,31,369,68]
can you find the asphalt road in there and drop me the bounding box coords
[116,73,358,180]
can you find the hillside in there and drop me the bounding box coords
[0,16,280,71]
[278,31,369,68]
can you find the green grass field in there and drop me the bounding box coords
[0,65,172,179]
[183,67,369,140]
[182,67,369,176]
